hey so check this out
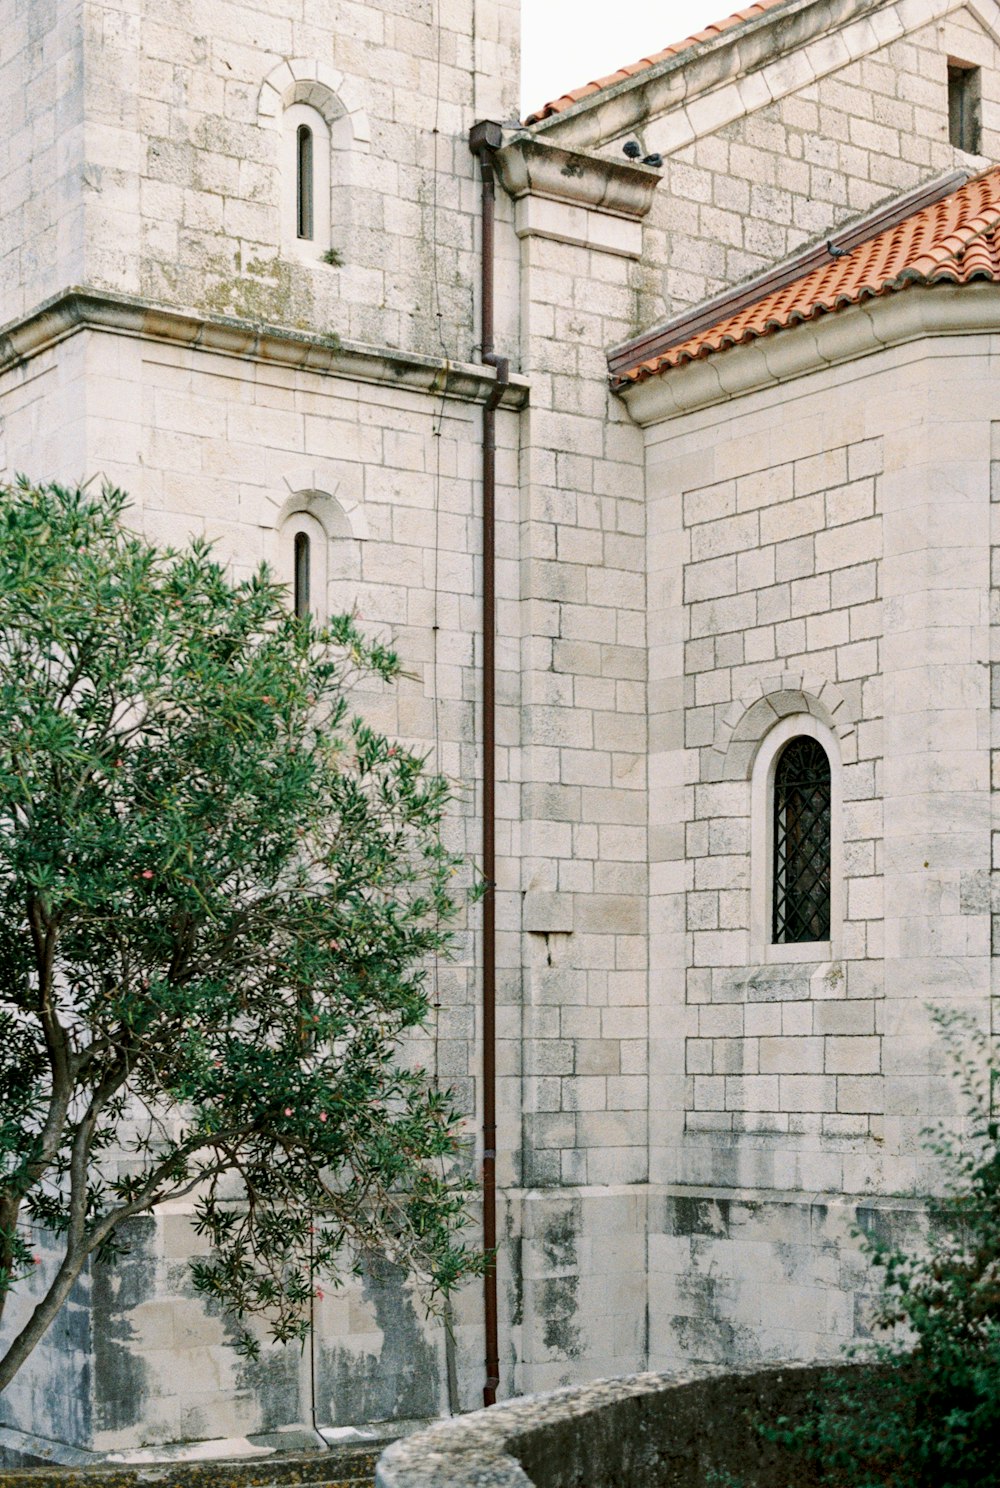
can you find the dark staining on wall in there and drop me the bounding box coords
[506,1205,523,1330]
[91,1218,155,1434]
[228,1324,299,1436]
[0,1232,94,1450]
[523,1145,561,1188]
[672,1263,751,1365]
[54,1269,93,1446]
[856,1202,924,1252]
[539,1275,582,1360]
[665,1196,731,1239]
[541,1207,579,1270]
[538,1208,582,1361]
[318,1253,439,1426]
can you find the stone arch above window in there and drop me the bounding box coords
[704,674,858,783]
[258,60,371,146]
[259,61,370,263]
[272,488,364,622]
[273,487,365,541]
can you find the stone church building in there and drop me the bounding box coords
[3,0,1000,1461]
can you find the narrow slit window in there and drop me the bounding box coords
[294,531,311,618]
[773,736,831,944]
[297,124,314,239]
[948,63,981,154]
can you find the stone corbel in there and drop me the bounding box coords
[495,134,661,217]
[494,135,661,258]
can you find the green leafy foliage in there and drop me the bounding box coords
[0,478,480,1385]
[767,1007,1000,1488]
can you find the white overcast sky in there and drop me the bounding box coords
[521,1,729,116]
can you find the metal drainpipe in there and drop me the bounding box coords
[469,118,508,1409]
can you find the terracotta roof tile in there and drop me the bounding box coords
[615,165,1000,385]
[524,0,790,124]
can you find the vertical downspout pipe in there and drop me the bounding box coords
[469,118,507,1409]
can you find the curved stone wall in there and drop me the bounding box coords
[375,1361,852,1488]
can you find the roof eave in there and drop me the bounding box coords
[617,282,1000,426]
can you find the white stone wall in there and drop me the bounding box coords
[533,2,1000,333]
[7,0,1000,1453]
[1,0,520,355]
[642,317,996,1363]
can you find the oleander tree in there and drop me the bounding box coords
[0,478,479,1391]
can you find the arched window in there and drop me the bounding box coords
[274,490,363,624]
[282,103,331,258]
[296,125,314,240]
[748,712,842,963]
[293,531,311,618]
[772,736,831,944]
[280,511,327,621]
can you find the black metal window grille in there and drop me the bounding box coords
[773,735,831,943]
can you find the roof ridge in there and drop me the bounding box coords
[523,0,794,125]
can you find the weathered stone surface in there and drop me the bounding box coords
[376,1361,861,1488]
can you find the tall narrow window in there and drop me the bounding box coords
[948,63,981,154]
[294,531,311,618]
[297,124,314,239]
[773,736,831,944]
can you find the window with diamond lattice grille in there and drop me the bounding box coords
[772,736,831,943]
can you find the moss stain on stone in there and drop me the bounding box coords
[539,1276,582,1361]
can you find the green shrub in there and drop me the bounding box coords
[768,1007,1000,1488]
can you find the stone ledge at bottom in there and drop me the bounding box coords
[376,1360,870,1488]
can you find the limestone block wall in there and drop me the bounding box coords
[641,309,996,1365]
[678,428,885,1142]
[1,0,520,359]
[501,160,652,1393]
[642,2,1000,322]
[0,0,86,321]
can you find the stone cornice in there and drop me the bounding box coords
[494,135,661,219]
[618,282,1000,426]
[0,288,530,410]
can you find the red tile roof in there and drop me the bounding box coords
[615,165,1000,385]
[524,0,792,125]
